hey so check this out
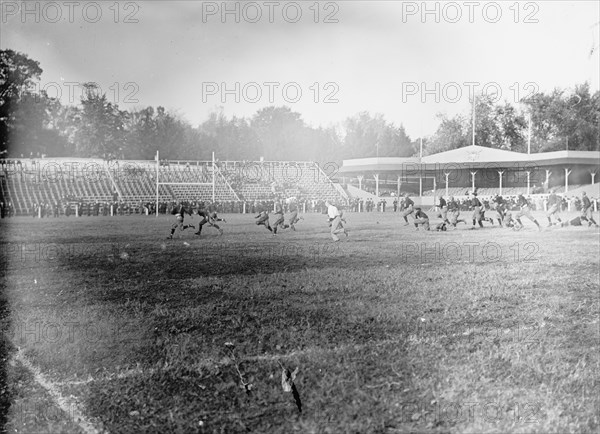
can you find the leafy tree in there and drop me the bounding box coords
[74,83,128,157]
[342,112,413,159]
[0,50,44,154]
[522,83,600,152]
[250,106,310,161]
[422,113,470,156]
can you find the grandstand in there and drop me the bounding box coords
[340,145,600,203]
[0,158,347,215]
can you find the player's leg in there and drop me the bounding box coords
[495,208,503,226]
[448,211,457,227]
[330,216,341,241]
[481,210,489,227]
[182,215,194,231]
[167,220,178,239]
[194,216,209,235]
[553,208,562,225]
[209,220,224,235]
[402,206,412,224]
[272,215,284,234]
[414,217,429,230]
[582,208,597,226]
[331,216,347,240]
[168,215,183,239]
[415,218,429,230]
[288,211,298,230]
[524,209,541,230]
[546,205,555,226]
[441,207,450,225]
[256,214,273,232]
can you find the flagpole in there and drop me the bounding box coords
[471,96,476,147]
[527,113,532,155]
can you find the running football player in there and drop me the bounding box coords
[580,192,599,227]
[401,193,415,225]
[514,193,542,231]
[167,202,195,239]
[326,201,348,241]
[545,190,562,226]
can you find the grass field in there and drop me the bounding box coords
[1,211,599,433]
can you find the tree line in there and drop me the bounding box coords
[1,50,598,165]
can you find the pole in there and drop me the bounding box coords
[445,173,449,197]
[528,113,532,155]
[155,150,159,217]
[472,96,476,147]
[212,152,216,202]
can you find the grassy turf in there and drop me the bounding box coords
[1,212,599,433]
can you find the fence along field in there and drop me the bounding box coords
[1,212,599,433]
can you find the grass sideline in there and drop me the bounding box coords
[1,212,599,433]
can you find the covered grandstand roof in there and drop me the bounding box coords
[340,145,600,174]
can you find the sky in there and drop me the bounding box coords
[2,1,599,140]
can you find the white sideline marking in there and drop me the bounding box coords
[13,349,101,434]
[53,324,548,387]
[55,339,405,386]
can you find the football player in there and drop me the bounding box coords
[545,190,562,226]
[167,202,195,239]
[514,193,542,231]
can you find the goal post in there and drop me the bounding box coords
[154,150,216,217]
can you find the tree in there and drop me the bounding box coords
[250,106,310,161]
[422,113,470,156]
[73,83,128,157]
[342,112,413,159]
[522,83,600,152]
[0,49,44,154]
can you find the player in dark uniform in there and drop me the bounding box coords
[559,216,585,227]
[167,202,195,239]
[413,207,430,231]
[401,194,415,225]
[580,192,598,227]
[208,210,225,234]
[469,192,484,228]
[480,198,496,225]
[514,193,541,231]
[447,196,466,228]
[255,208,273,233]
[436,196,450,225]
[271,200,287,235]
[194,207,223,236]
[492,194,506,226]
[545,190,562,226]
[286,201,302,231]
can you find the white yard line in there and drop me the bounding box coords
[12,348,102,434]
[52,324,548,387]
[55,339,404,386]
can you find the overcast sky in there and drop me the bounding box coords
[2,1,599,139]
